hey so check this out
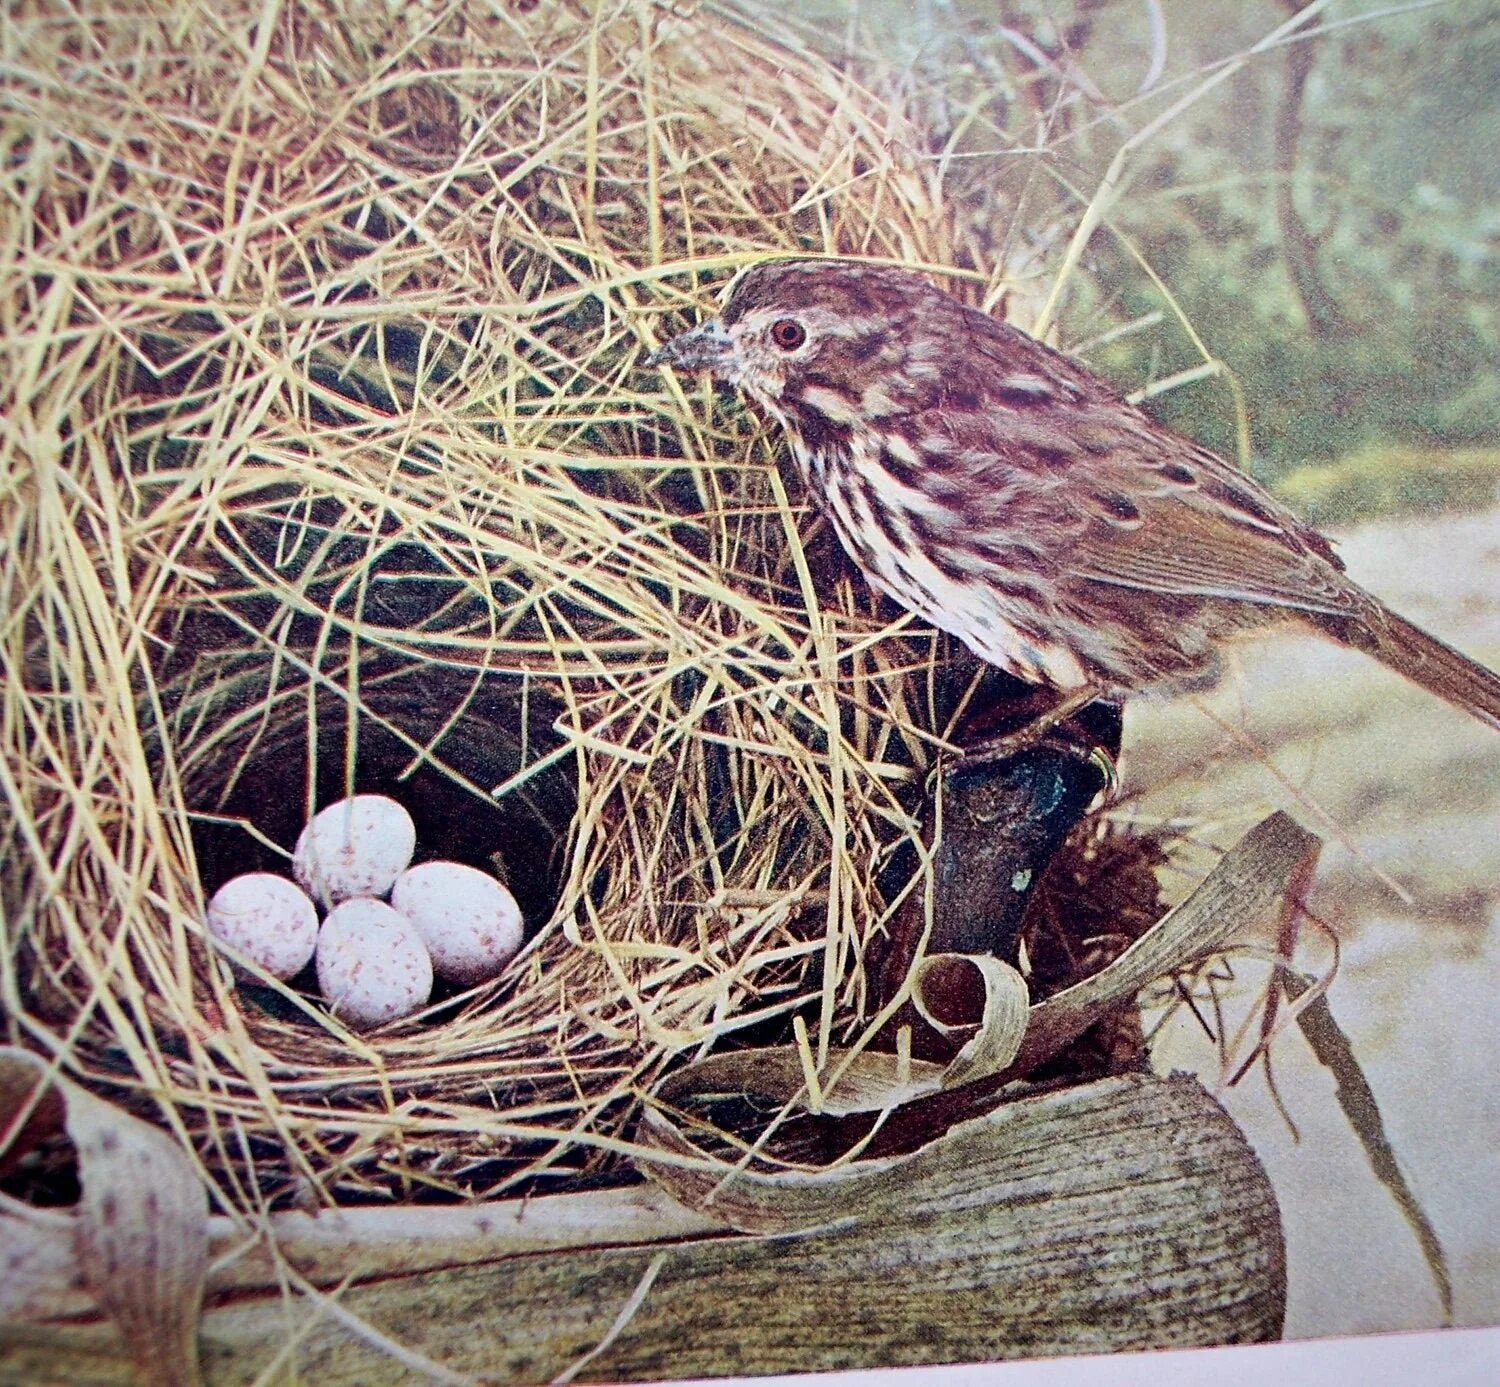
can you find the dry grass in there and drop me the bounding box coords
[0,0,1033,1212]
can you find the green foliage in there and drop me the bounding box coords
[1111,122,1494,467]
[1076,1,1500,480]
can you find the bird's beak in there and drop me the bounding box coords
[643,318,736,375]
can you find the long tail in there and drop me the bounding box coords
[1349,603,1500,731]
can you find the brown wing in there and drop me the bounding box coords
[1065,497,1358,616]
[1029,430,1348,617]
[1057,421,1360,619]
[933,301,1359,620]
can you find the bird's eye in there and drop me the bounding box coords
[770,318,807,351]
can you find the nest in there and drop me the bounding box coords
[2,0,1160,1208]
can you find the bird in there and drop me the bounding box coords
[646,258,1500,733]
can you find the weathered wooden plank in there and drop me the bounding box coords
[0,1072,1284,1385]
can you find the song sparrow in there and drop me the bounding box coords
[647,259,1500,730]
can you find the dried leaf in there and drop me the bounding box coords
[1285,974,1453,1324]
[911,953,1030,1086]
[0,1048,208,1387]
[1010,810,1320,1079]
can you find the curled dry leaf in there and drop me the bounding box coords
[0,1048,208,1387]
[911,953,1031,1088]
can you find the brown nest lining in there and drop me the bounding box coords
[0,0,1049,1208]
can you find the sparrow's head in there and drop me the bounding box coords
[645,259,935,421]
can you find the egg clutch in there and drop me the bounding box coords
[203,795,524,1028]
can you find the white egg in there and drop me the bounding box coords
[392,861,524,986]
[205,873,319,981]
[315,898,434,1029]
[293,795,416,908]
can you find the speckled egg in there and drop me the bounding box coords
[205,873,319,981]
[293,795,416,908]
[392,861,524,986]
[315,898,434,1029]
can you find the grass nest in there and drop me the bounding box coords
[2,0,1172,1211]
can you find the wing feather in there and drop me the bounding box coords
[1065,503,1357,617]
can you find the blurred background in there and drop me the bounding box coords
[754,0,1500,1343]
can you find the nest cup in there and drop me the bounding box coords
[2,0,1021,1207]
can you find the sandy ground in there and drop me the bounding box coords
[1119,504,1500,1337]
